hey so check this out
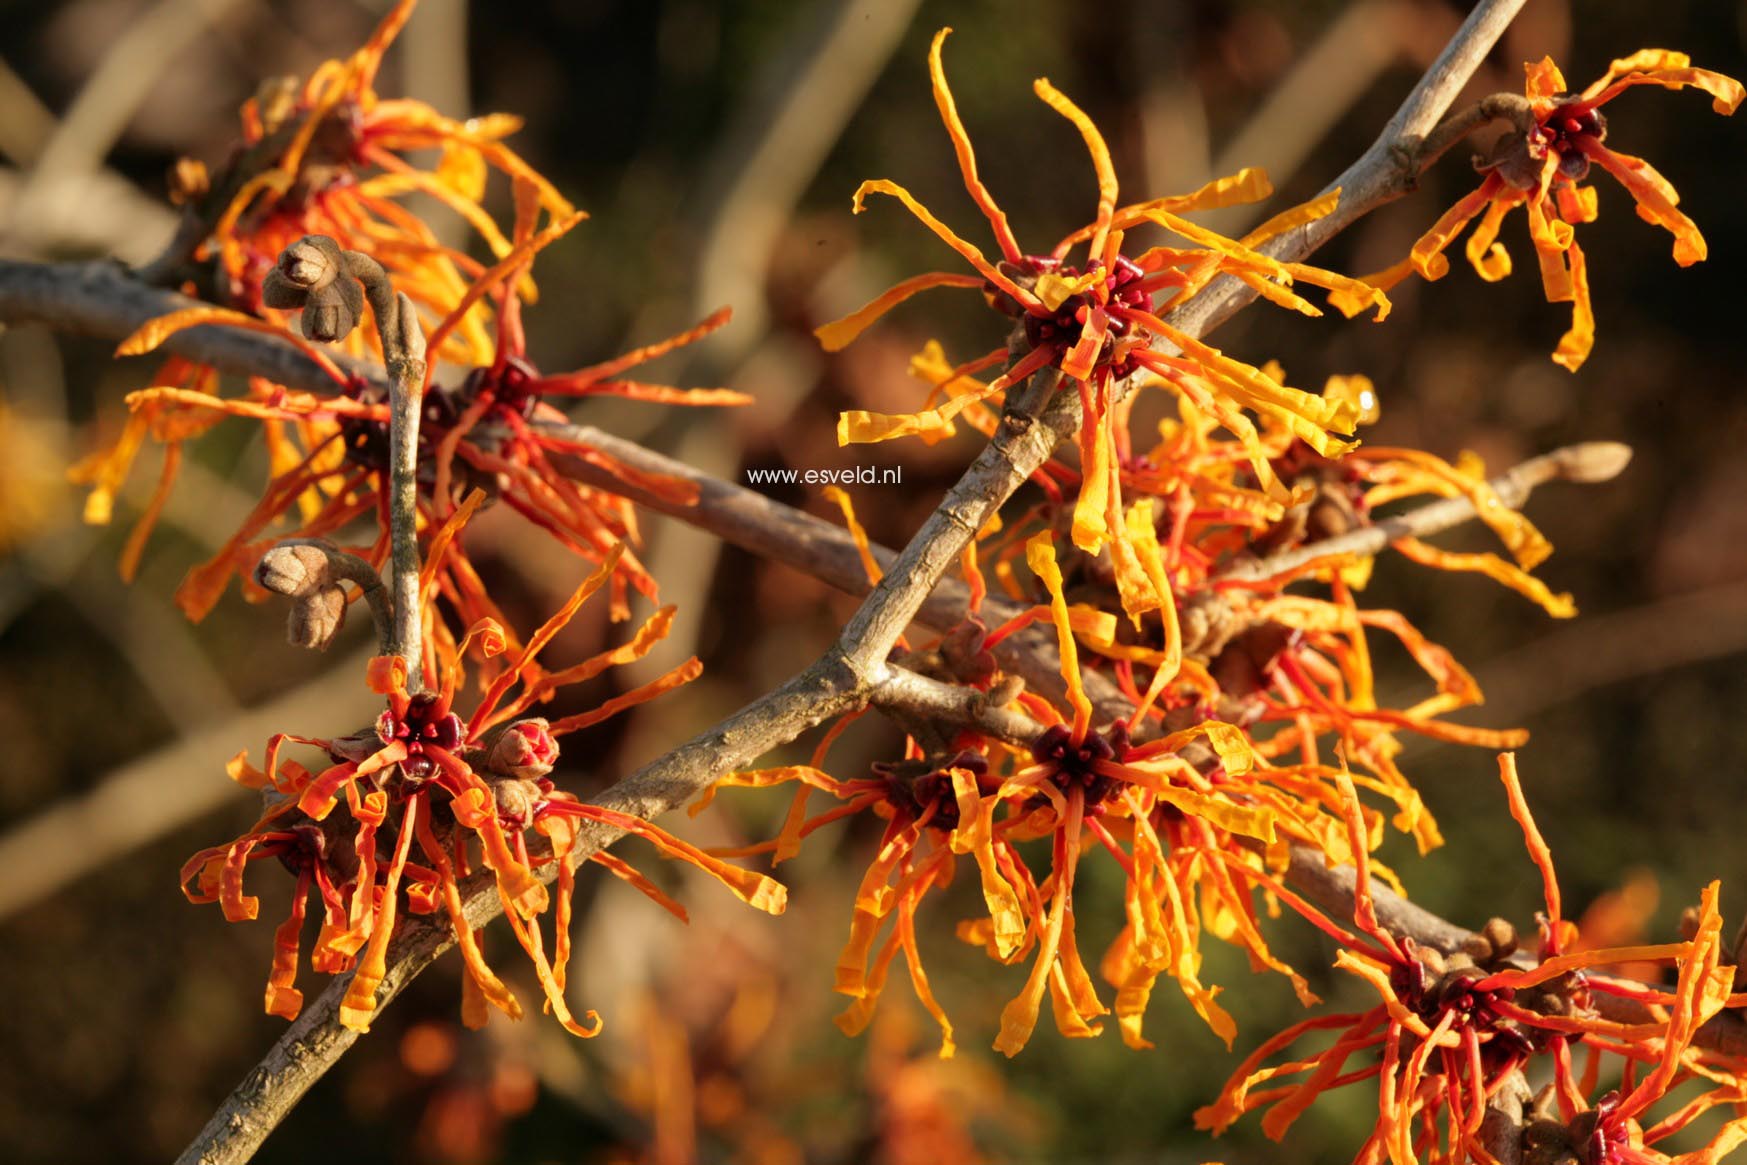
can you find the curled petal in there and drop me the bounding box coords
[1409,175,1504,280]
[1552,240,1594,372]
[1026,532,1092,741]
[414,811,523,1022]
[264,870,311,1020]
[1579,139,1708,266]
[948,767,1025,957]
[339,795,422,1032]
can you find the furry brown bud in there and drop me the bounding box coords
[255,542,333,598]
[278,236,342,291]
[287,585,347,651]
[261,237,365,342]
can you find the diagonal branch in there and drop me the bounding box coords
[1162,0,1528,339]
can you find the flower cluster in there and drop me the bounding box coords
[816,28,1391,581]
[73,0,745,626]
[183,543,783,1033]
[1197,755,1747,1165]
[704,493,1534,1059]
[162,0,568,364]
[1352,51,1743,371]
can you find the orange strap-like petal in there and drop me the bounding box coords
[424,210,589,368]
[117,308,350,387]
[823,486,882,587]
[813,271,984,353]
[414,810,523,1022]
[1392,536,1576,618]
[1578,138,1707,266]
[836,343,1053,446]
[1410,174,1504,280]
[929,28,1022,264]
[471,543,624,733]
[338,793,420,1032]
[1551,239,1594,372]
[546,656,702,736]
[993,793,1084,1056]
[1497,752,1562,927]
[1025,532,1092,741]
[1032,78,1117,258]
[534,307,732,390]
[851,179,1040,310]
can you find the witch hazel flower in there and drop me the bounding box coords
[183,544,784,1036]
[1348,50,1743,371]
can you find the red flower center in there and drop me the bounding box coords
[983,253,1155,380]
[1031,721,1131,811]
[1534,101,1607,182]
[874,750,993,832]
[377,692,467,783]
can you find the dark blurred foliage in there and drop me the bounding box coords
[3,1,1747,1162]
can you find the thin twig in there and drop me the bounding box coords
[327,250,427,684]
[1163,0,1530,341]
[1218,442,1634,583]
[870,666,1045,749]
[261,237,428,680]
[1413,90,1536,176]
[384,342,424,683]
[0,258,1129,731]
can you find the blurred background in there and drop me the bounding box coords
[3,0,1747,1161]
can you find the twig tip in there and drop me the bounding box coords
[1559,441,1633,484]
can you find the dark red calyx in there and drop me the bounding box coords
[1535,101,1606,181]
[1032,721,1131,808]
[872,749,993,831]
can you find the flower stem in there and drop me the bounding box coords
[341,251,427,688]
[386,352,425,689]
